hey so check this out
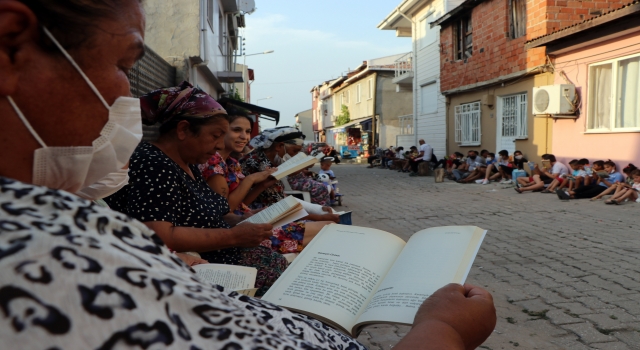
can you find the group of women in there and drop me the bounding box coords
[0,0,496,348]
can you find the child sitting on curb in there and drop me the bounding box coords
[605,169,640,205]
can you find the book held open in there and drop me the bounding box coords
[262,224,487,337]
[193,264,258,297]
[241,196,308,227]
[270,152,320,180]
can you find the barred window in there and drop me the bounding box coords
[454,102,481,146]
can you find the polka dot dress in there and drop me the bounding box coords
[106,142,288,296]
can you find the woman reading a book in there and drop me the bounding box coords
[105,82,287,296]
[241,127,335,207]
[200,108,335,254]
[0,1,496,348]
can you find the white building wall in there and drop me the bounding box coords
[412,0,458,158]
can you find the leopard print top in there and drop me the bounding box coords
[0,177,366,349]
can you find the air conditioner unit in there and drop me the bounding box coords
[532,84,576,117]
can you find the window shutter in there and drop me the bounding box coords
[517,94,528,138]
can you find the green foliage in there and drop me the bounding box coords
[335,104,351,126]
[230,88,245,102]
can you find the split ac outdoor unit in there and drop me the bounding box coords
[532,84,576,117]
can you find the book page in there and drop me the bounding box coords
[355,226,486,329]
[272,208,308,228]
[262,225,406,335]
[242,196,300,225]
[193,264,258,296]
[271,153,317,180]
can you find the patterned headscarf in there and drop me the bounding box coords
[140,81,226,125]
[249,127,306,149]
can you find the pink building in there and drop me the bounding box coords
[527,2,640,167]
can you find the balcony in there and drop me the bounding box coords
[392,52,413,85]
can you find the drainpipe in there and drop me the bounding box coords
[396,6,418,148]
[193,0,210,87]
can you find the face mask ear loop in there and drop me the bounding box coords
[7,96,47,148]
[42,27,110,110]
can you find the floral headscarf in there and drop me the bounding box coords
[140,81,226,125]
[249,127,305,149]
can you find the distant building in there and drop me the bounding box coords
[295,109,314,140]
[319,54,413,154]
[379,0,464,157]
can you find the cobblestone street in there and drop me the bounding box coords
[331,164,640,349]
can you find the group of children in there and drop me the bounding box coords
[445,150,640,204]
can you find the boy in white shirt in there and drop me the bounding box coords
[515,154,568,193]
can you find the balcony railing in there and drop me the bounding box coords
[394,52,413,78]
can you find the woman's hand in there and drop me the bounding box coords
[248,168,277,183]
[256,177,279,189]
[230,222,273,247]
[321,213,340,223]
[405,283,496,350]
[175,252,208,266]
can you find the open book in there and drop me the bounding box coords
[193,264,258,297]
[271,152,319,180]
[241,196,308,227]
[262,224,486,337]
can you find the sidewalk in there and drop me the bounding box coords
[331,164,640,349]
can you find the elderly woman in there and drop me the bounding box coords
[0,0,496,348]
[105,82,286,296]
[200,108,334,253]
[242,127,334,207]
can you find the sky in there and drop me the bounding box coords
[242,0,412,130]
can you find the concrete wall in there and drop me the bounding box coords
[376,72,413,148]
[446,73,554,162]
[143,0,232,96]
[550,30,640,167]
[296,109,315,139]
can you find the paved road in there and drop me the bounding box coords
[327,164,640,349]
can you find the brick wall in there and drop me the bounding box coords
[440,0,631,92]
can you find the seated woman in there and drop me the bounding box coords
[241,127,339,212]
[0,1,495,348]
[200,108,334,254]
[106,82,285,296]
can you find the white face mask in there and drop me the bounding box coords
[486,157,493,161]
[515,155,523,160]
[75,168,129,200]
[7,27,142,194]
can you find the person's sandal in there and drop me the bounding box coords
[541,189,551,193]
[514,188,523,194]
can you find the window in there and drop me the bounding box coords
[346,91,350,104]
[509,0,526,38]
[588,54,640,131]
[399,115,414,135]
[356,84,362,103]
[420,83,437,114]
[454,102,481,145]
[454,15,472,61]
[207,0,214,31]
[368,79,373,99]
[501,94,528,138]
[218,10,225,52]
[419,13,437,49]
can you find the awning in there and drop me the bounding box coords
[327,117,372,133]
[218,97,280,125]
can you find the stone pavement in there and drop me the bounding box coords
[328,164,640,349]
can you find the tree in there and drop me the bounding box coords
[335,104,350,126]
